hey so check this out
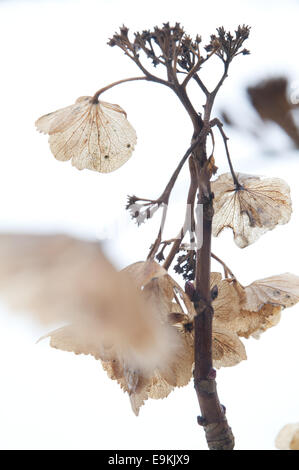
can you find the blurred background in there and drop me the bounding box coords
[0,0,298,450]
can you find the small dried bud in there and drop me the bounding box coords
[126,200,162,226]
[183,321,194,333]
[197,415,207,426]
[155,251,165,263]
[211,285,218,300]
[174,250,196,281]
[185,281,196,301]
[207,368,217,379]
[126,195,138,209]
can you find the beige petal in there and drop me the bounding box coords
[35,96,91,135]
[143,275,194,385]
[148,373,174,400]
[212,327,247,368]
[36,97,137,173]
[224,273,299,338]
[275,423,299,450]
[212,173,292,248]
[0,233,116,325]
[211,273,241,330]
[242,273,299,311]
[236,304,282,339]
[121,260,166,289]
[39,323,110,361]
[101,359,150,416]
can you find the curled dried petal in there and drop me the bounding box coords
[212,173,292,248]
[241,273,299,311]
[275,423,299,450]
[226,273,299,338]
[36,97,137,173]
[236,304,282,339]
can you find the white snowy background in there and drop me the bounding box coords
[0,0,298,450]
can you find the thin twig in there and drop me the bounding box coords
[211,253,235,279]
[163,157,197,270]
[193,74,209,96]
[92,76,148,103]
[210,118,240,187]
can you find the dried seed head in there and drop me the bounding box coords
[174,250,196,281]
[205,25,250,62]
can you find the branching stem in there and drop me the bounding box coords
[111,23,250,450]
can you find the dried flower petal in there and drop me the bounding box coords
[212,327,247,368]
[225,273,299,338]
[36,97,137,173]
[241,273,299,311]
[212,173,292,248]
[0,235,250,415]
[0,235,181,415]
[100,268,195,415]
[211,273,241,331]
[275,423,299,450]
[235,304,282,339]
[121,259,166,288]
[0,233,116,324]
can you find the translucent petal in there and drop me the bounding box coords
[212,327,247,368]
[242,273,299,311]
[212,173,292,248]
[36,97,137,173]
[212,273,241,330]
[225,273,299,338]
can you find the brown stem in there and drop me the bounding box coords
[159,135,202,203]
[92,76,148,103]
[210,118,240,187]
[192,78,235,449]
[147,203,168,260]
[193,74,209,96]
[211,253,235,279]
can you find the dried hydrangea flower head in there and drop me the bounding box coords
[35,96,137,172]
[212,173,292,248]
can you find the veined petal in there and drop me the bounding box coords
[36,96,137,173]
[212,173,292,248]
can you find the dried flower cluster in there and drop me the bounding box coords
[205,25,250,62]
[0,234,298,416]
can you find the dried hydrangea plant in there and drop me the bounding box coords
[18,22,299,450]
